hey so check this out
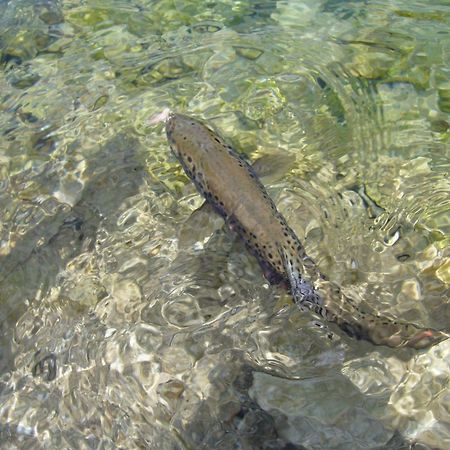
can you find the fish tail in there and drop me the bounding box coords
[278,245,448,349]
[318,279,448,349]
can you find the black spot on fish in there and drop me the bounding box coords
[317,76,327,89]
[187,156,192,163]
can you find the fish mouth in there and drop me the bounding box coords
[149,108,172,125]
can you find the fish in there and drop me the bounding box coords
[163,112,448,349]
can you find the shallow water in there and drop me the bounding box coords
[0,0,449,449]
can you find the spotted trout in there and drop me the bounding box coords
[164,112,447,349]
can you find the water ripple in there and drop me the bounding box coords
[1,0,449,449]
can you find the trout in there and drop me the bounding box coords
[164,112,447,349]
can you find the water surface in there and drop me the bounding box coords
[0,0,449,448]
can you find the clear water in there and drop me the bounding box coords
[0,0,449,448]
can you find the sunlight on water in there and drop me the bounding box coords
[0,0,449,449]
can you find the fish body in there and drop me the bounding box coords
[165,112,447,349]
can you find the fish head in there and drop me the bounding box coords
[166,113,221,162]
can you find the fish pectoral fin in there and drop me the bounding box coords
[178,202,224,248]
[194,200,214,215]
[252,152,296,185]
